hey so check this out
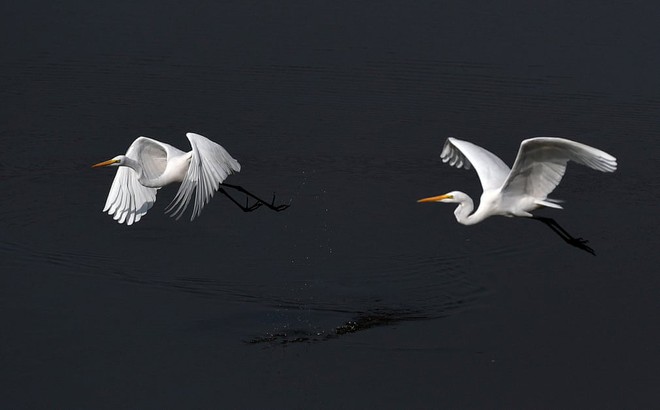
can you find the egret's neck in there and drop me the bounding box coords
[453,193,488,226]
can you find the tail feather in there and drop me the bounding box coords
[535,198,564,209]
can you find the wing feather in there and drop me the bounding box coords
[166,133,241,221]
[103,166,158,225]
[102,137,164,225]
[137,141,168,181]
[441,138,511,191]
[500,137,617,200]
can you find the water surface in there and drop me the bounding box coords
[2,1,660,408]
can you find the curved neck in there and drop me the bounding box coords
[453,194,488,226]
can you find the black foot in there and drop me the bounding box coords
[218,188,263,212]
[568,237,595,256]
[267,193,290,212]
[532,216,596,256]
[221,183,290,212]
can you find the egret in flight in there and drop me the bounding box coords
[418,137,617,254]
[92,132,289,225]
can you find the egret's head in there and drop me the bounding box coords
[417,191,462,204]
[92,155,124,168]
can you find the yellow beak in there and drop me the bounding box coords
[91,159,119,168]
[417,194,452,203]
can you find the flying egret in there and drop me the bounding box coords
[418,137,617,254]
[92,132,289,225]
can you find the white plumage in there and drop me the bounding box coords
[419,137,617,225]
[93,133,241,225]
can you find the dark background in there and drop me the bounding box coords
[2,0,659,408]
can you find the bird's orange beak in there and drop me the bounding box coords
[417,194,452,203]
[91,159,119,168]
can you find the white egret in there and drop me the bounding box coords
[92,132,288,225]
[418,137,617,253]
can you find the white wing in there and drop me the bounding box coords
[132,137,169,181]
[166,133,241,221]
[103,137,166,225]
[441,137,511,191]
[500,137,617,200]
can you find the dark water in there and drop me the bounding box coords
[2,1,660,407]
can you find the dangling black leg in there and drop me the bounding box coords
[220,183,290,211]
[218,188,263,212]
[531,216,595,255]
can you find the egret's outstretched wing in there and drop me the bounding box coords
[166,133,241,221]
[103,137,166,225]
[500,137,617,200]
[441,137,511,191]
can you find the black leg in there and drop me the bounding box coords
[220,183,290,212]
[217,188,263,212]
[531,216,595,256]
